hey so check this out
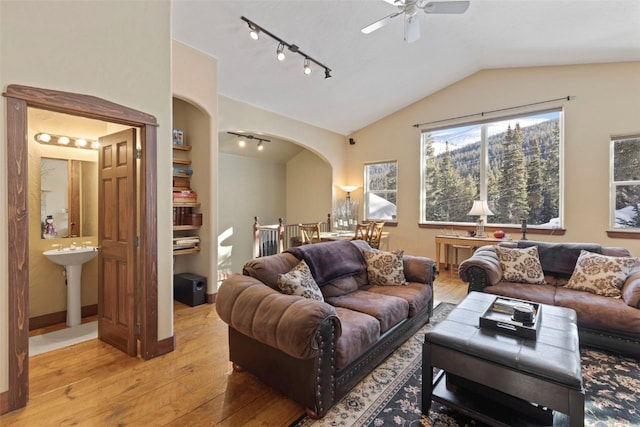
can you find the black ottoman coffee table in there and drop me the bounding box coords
[423,292,584,427]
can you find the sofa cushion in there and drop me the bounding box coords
[555,287,640,335]
[334,307,380,370]
[363,248,407,286]
[517,241,602,276]
[243,253,300,290]
[495,246,546,284]
[277,260,324,301]
[326,290,409,333]
[484,282,557,306]
[366,282,432,317]
[565,250,639,298]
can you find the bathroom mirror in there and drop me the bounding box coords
[40,157,98,239]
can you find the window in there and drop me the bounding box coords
[420,110,562,228]
[364,161,397,221]
[611,136,640,229]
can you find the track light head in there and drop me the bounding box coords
[324,69,332,79]
[257,141,264,151]
[238,138,246,148]
[303,58,312,75]
[276,43,286,61]
[248,25,260,40]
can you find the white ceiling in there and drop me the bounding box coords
[172,0,640,136]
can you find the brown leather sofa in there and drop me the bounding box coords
[216,240,435,418]
[459,240,640,356]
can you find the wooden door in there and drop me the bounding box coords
[98,128,138,356]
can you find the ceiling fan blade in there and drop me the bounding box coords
[383,0,405,5]
[404,14,420,43]
[422,1,470,14]
[361,11,403,34]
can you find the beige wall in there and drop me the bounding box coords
[348,62,640,259]
[0,0,172,393]
[218,153,287,278]
[286,149,333,223]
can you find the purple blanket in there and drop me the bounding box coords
[286,240,367,285]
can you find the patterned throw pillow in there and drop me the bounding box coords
[277,260,324,301]
[565,250,639,298]
[495,245,546,284]
[364,249,407,286]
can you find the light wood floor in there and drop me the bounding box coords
[2,274,467,426]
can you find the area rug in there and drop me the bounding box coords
[291,303,640,427]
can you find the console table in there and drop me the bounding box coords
[435,235,507,273]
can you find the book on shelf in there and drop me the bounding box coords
[173,166,193,175]
[173,235,199,250]
[173,190,197,204]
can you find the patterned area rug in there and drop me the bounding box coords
[291,302,640,427]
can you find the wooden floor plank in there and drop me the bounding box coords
[1,275,467,426]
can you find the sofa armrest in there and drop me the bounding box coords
[458,246,503,290]
[622,265,640,308]
[402,255,436,285]
[216,274,340,360]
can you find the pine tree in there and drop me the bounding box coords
[436,142,464,221]
[497,124,529,222]
[541,122,560,222]
[527,137,544,223]
[423,134,440,220]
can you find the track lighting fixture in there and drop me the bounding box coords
[276,43,286,61]
[228,131,270,152]
[248,24,260,40]
[35,132,99,150]
[241,16,332,79]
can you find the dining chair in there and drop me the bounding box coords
[299,223,321,244]
[368,221,385,249]
[352,223,371,241]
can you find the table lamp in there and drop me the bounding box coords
[467,200,494,237]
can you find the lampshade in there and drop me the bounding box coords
[467,200,494,216]
[340,185,359,193]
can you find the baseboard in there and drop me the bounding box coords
[29,304,98,331]
[0,390,8,415]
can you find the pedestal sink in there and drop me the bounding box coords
[43,247,98,327]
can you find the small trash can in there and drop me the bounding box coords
[173,273,206,307]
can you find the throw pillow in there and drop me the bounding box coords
[565,250,639,298]
[495,245,546,284]
[363,249,407,286]
[277,260,324,301]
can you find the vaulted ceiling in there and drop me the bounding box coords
[172,0,640,136]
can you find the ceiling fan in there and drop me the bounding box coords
[361,0,470,43]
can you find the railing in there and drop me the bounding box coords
[253,214,332,258]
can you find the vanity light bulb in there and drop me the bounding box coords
[37,133,52,143]
[91,141,100,149]
[75,138,87,147]
[58,136,70,145]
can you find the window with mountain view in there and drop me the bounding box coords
[364,161,398,221]
[611,136,640,229]
[420,110,562,228]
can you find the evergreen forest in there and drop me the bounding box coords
[423,119,560,226]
